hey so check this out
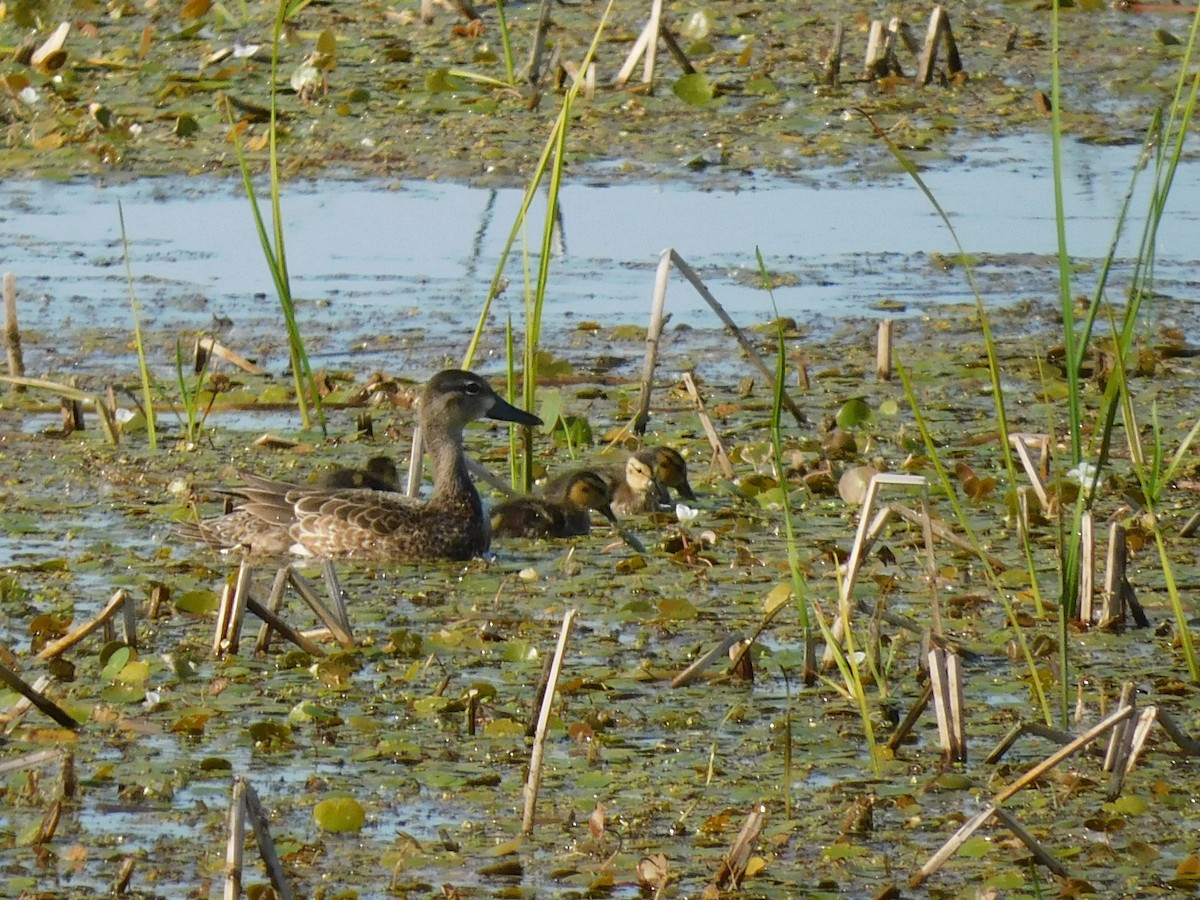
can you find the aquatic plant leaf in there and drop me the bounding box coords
[101,646,132,681]
[175,589,219,614]
[313,795,365,833]
[673,73,714,107]
[835,397,874,430]
[681,9,713,41]
[426,68,473,93]
[657,597,697,620]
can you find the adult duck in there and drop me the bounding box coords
[182,369,540,561]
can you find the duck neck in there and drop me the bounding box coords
[424,422,482,514]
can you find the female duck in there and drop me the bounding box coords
[492,470,617,539]
[183,369,541,561]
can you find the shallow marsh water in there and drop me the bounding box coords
[4,134,1200,382]
[2,131,1200,898]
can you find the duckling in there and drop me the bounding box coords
[492,470,617,538]
[608,450,665,516]
[541,451,663,517]
[317,455,400,492]
[180,369,541,561]
[648,446,696,504]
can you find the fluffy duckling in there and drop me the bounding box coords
[180,369,541,561]
[648,446,696,504]
[317,455,400,492]
[493,470,617,538]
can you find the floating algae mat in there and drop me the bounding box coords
[4,277,1200,894]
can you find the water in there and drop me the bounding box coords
[2,134,1198,379]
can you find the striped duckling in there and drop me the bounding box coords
[492,470,617,539]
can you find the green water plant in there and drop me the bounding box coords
[118,201,157,452]
[226,0,324,433]
[462,0,615,489]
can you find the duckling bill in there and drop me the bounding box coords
[180,370,540,562]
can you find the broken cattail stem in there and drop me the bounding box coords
[522,608,577,835]
[1078,510,1094,624]
[669,250,806,426]
[287,567,354,647]
[680,373,734,479]
[3,272,23,391]
[634,249,672,435]
[242,780,294,900]
[992,705,1135,804]
[225,778,247,900]
[823,23,844,86]
[876,319,893,380]
[0,664,79,732]
[36,589,130,661]
[245,598,326,657]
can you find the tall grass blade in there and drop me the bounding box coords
[117,201,157,451]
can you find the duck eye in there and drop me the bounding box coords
[464,382,481,395]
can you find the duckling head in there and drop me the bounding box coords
[653,446,696,500]
[564,470,618,524]
[624,453,658,494]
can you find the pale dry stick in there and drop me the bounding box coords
[1102,682,1137,772]
[889,502,1007,571]
[195,336,267,376]
[111,857,136,895]
[1101,522,1127,626]
[242,779,294,900]
[614,15,654,86]
[992,705,1135,804]
[320,559,350,636]
[916,5,961,86]
[633,249,672,435]
[668,251,806,427]
[213,578,236,656]
[4,272,24,391]
[913,804,1064,888]
[36,589,130,661]
[406,423,423,498]
[225,557,254,655]
[927,648,963,763]
[910,805,994,887]
[1008,433,1050,511]
[254,567,292,654]
[245,598,326,657]
[0,748,70,779]
[680,373,734,479]
[288,567,354,647]
[0,376,119,444]
[466,456,518,497]
[876,319,893,380]
[671,633,743,688]
[522,608,578,835]
[824,475,935,668]
[864,20,886,78]
[225,778,247,900]
[641,0,663,85]
[989,807,1069,877]
[1078,510,1094,624]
